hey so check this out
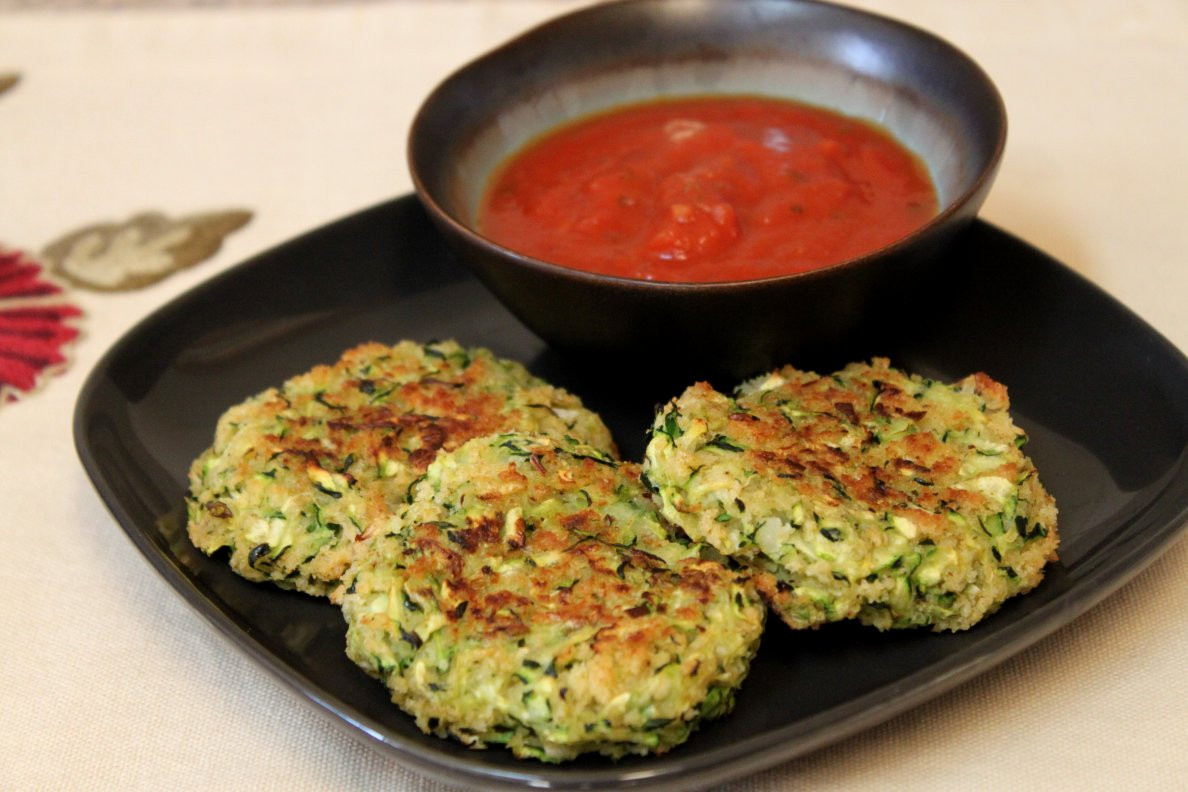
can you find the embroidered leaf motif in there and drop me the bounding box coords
[0,248,83,405]
[0,73,19,98]
[42,209,252,291]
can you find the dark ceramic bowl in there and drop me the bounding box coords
[409,0,1006,380]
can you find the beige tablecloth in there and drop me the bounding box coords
[1,1,1185,789]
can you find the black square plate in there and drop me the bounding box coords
[74,196,1188,790]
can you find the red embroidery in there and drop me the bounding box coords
[0,249,83,403]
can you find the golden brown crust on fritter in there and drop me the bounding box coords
[186,340,617,597]
[341,433,765,761]
[644,358,1059,631]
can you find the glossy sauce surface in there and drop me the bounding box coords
[479,96,938,282]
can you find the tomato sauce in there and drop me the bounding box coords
[478,96,938,282]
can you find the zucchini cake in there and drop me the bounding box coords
[186,340,616,597]
[340,433,765,761]
[643,358,1058,632]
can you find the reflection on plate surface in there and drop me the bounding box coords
[74,196,1188,790]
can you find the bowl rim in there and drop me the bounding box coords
[409,0,1008,292]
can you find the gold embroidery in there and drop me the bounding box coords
[42,209,252,291]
